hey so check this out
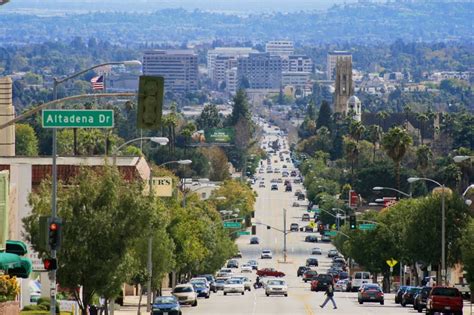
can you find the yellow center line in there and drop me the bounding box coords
[294,293,316,315]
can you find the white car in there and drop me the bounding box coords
[261,249,273,259]
[172,284,198,306]
[216,268,233,277]
[223,279,245,295]
[311,247,322,255]
[231,276,252,291]
[241,264,252,273]
[265,279,288,297]
[335,279,349,292]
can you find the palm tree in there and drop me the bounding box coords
[376,111,389,129]
[416,113,429,145]
[349,121,366,144]
[402,104,413,129]
[416,145,433,175]
[344,137,359,185]
[368,124,382,162]
[382,127,413,190]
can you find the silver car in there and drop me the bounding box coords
[265,279,288,297]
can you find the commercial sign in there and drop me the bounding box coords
[151,177,173,197]
[192,128,235,144]
[349,190,359,208]
[42,109,114,128]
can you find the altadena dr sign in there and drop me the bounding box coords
[42,109,114,128]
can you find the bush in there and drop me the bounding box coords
[22,297,60,314]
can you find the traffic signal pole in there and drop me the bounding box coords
[50,80,58,315]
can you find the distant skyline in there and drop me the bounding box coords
[2,0,359,13]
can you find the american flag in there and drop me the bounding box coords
[90,75,104,90]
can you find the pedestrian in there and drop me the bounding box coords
[320,282,337,309]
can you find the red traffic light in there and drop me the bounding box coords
[49,223,58,231]
[43,258,57,271]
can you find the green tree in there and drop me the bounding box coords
[316,100,332,132]
[415,145,433,174]
[229,89,250,126]
[382,127,413,190]
[367,124,382,162]
[15,123,39,156]
[196,104,221,130]
[461,218,474,302]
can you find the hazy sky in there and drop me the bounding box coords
[2,0,358,13]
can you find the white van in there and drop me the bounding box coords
[351,271,371,291]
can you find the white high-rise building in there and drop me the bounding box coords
[287,55,313,73]
[327,51,352,80]
[265,41,294,57]
[207,47,257,85]
[143,50,198,93]
[225,67,239,95]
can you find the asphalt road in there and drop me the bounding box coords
[183,129,434,314]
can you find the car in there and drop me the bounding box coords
[321,235,331,242]
[358,284,384,305]
[297,266,310,277]
[327,249,339,258]
[261,249,273,259]
[196,274,216,293]
[231,276,252,291]
[259,181,265,188]
[352,271,371,292]
[151,296,182,315]
[413,286,432,312]
[290,170,297,177]
[214,277,229,291]
[335,279,350,292]
[274,168,281,173]
[271,184,278,191]
[290,223,299,231]
[223,279,245,295]
[305,235,318,243]
[256,268,285,278]
[282,165,287,168]
[190,277,210,289]
[250,236,260,244]
[302,213,310,221]
[247,260,258,270]
[276,178,283,183]
[294,190,302,197]
[311,247,322,255]
[172,284,198,307]
[282,172,289,178]
[192,282,211,298]
[258,169,264,174]
[233,251,243,258]
[285,184,292,192]
[297,193,305,200]
[293,178,301,184]
[311,274,334,292]
[303,270,318,283]
[306,258,319,267]
[292,202,300,207]
[217,268,233,277]
[395,286,409,304]
[401,286,421,306]
[304,225,314,232]
[425,286,463,315]
[227,259,239,268]
[241,264,252,273]
[266,168,273,173]
[265,279,288,297]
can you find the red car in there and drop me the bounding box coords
[256,268,285,277]
[426,286,463,315]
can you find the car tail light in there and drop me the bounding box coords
[377,292,384,297]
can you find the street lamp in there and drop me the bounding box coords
[407,177,447,285]
[332,208,346,230]
[373,186,411,198]
[462,184,474,206]
[112,137,169,164]
[453,155,472,163]
[48,59,142,315]
[160,159,193,167]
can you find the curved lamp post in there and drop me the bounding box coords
[373,186,411,198]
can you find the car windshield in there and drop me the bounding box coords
[174,286,193,293]
[431,287,460,296]
[318,275,333,281]
[365,285,380,291]
[154,297,176,304]
[268,280,285,286]
[216,279,225,283]
[227,279,241,284]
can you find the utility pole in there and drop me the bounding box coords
[283,208,287,263]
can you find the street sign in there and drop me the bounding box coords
[237,231,250,235]
[223,222,241,228]
[308,221,316,228]
[359,223,376,230]
[386,258,398,268]
[325,231,337,236]
[42,110,114,128]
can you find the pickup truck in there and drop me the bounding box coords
[426,286,463,315]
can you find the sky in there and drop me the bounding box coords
[1,0,358,13]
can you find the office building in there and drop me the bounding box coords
[265,41,294,57]
[225,67,239,95]
[237,53,282,89]
[287,55,313,73]
[282,72,311,89]
[142,50,198,93]
[207,47,257,85]
[327,51,352,80]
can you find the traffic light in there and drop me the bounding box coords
[137,76,164,130]
[43,258,57,271]
[48,218,62,251]
[349,215,357,230]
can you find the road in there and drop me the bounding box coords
[183,127,426,314]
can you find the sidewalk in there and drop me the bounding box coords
[115,291,173,315]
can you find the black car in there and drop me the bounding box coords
[305,235,318,243]
[413,286,431,312]
[304,225,314,232]
[306,258,319,267]
[285,185,292,192]
[290,223,299,232]
[297,193,305,200]
[297,266,310,277]
[250,236,259,244]
[395,286,410,304]
[402,286,421,307]
[311,274,334,292]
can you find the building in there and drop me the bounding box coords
[207,47,256,86]
[106,73,139,92]
[225,67,239,95]
[237,53,282,89]
[286,55,313,73]
[327,51,352,80]
[281,72,311,89]
[334,58,354,114]
[265,41,294,57]
[346,95,362,122]
[0,77,14,156]
[142,50,198,93]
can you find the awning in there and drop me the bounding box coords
[0,252,32,278]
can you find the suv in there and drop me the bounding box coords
[290,223,299,232]
[426,286,463,315]
[311,274,334,292]
[306,258,319,267]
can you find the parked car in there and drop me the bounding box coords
[306,258,319,267]
[305,235,318,243]
[172,284,198,307]
[265,279,288,297]
[250,236,260,244]
[297,266,310,277]
[303,270,318,283]
[395,286,410,304]
[223,279,245,295]
[358,284,384,305]
[261,249,273,259]
[311,274,334,292]
[402,286,421,306]
[425,286,463,315]
[256,268,285,278]
[413,286,432,313]
[151,296,182,315]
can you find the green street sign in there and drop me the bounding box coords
[359,223,376,230]
[237,231,250,235]
[42,110,114,128]
[224,222,241,228]
[325,231,337,236]
[309,207,320,213]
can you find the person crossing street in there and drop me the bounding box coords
[320,282,337,309]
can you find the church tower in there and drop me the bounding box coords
[334,58,354,115]
[0,77,14,156]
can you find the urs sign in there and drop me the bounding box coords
[151,177,173,197]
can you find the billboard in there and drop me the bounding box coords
[151,177,173,197]
[192,128,234,144]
